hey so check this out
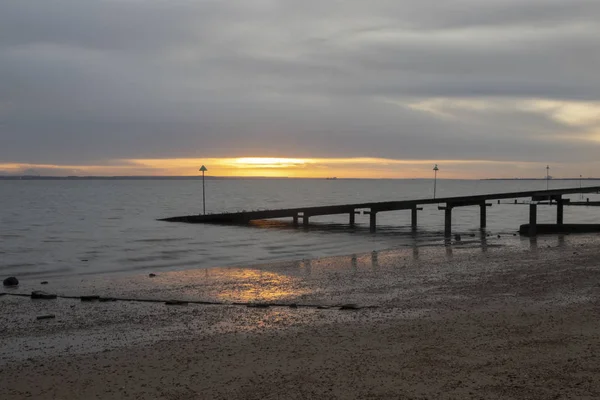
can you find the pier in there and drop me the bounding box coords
[161,186,600,236]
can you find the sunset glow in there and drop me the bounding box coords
[231,158,310,168]
[0,157,573,179]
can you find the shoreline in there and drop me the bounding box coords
[0,233,533,307]
[1,228,525,285]
[2,233,600,398]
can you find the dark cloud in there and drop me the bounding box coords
[1,0,599,171]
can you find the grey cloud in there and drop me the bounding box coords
[1,0,599,170]
[0,1,222,51]
[373,0,600,30]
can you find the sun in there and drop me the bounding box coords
[231,158,312,168]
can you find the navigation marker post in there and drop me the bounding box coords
[433,164,439,199]
[199,165,208,215]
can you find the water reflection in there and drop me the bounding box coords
[302,259,312,277]
[215,269,308,302]
[480,234,488,252]
[445,242,453,258]
[371,251,379,270]
[120,230,585,311]
[525,233,569,252]
[412,245,419,260]
[164,267,309,303]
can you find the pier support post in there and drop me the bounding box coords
[411,207,418,231]
[480,202,487,229]
[444,206,452,237]
[303,215,309,227]
[556,196,564,225]
[369,211,377,232]
[529,204,537,236]
[293,215,298,226]
[349,211,355,227]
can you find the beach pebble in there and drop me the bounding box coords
[80,295,100,302]
[36,314,56,320]
[31,290,57,300]
[454,234,461,242]
[149,273,157,278]
[3,277,19,287]
[40,281,49,285]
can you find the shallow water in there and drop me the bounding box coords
[1,178,599,279]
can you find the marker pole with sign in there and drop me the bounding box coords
[200,165,207,215]
[433,164,439,199]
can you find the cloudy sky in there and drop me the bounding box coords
[1,0,599,178]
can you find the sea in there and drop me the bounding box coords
[1,178,599,279]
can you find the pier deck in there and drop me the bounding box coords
[161,186,600,236]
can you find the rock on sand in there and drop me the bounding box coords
[3,277,19,287]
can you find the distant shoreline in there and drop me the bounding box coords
[482,178,600,181]
[1,176,600,181]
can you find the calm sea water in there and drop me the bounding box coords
[1,178,599,279]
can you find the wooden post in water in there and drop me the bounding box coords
[529,203,537,236]
[480,202,487,229]
[293,215,299,226]
[303,215,310,227]
[444,206,452,237]
[349,211,355,227]
[369,211,377,232]
[556,196,564,225]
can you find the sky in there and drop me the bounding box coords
[1,0,599,178]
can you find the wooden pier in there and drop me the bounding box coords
[160,186,600,236]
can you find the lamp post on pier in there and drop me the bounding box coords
[433,164,439,199]
[546,165,550,190]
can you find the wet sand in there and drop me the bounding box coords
[2,235,600,399]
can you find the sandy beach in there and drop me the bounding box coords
[2,234,600,399]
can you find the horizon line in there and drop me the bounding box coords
[2,175,600,181]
